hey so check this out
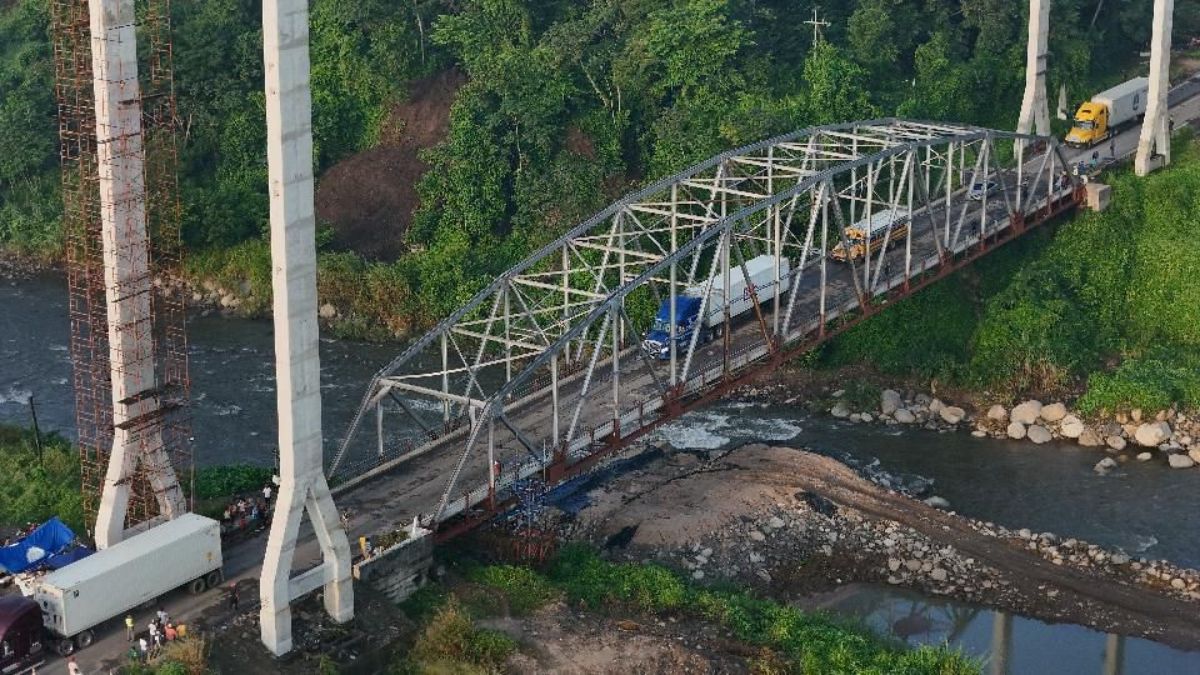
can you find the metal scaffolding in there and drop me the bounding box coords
[51,0,192,544]
[330,120,1080,534]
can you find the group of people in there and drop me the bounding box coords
[218,484,275,536]
[124,607,186,663]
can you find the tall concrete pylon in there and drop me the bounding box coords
[259,0,354,656]
[88,0,186,549]
[1016,0,1052,152]
[1135,0,1174,176]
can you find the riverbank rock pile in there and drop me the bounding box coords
[810,384,1200,471]
[977,400,1200,470]
[827,388,972,433]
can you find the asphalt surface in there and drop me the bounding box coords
[37,78,1200,674]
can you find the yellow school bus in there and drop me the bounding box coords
[829,208,910,263]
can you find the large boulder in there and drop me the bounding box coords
[1134,422,1171,448]
[1007,421,1027,440]
[1168,453,1195,469]
[1189,448,1200,465]
[1094,457,1118,474]
[880,389,902,416]
[894,408,917,424]
[986,405,1008,422]
[1027,425,1053,444]
[1059,415,1084,439]
[1106,435,1127,452]
[928,398,945,414]
[1078,429,1103,447]
[1011,400,1043,425]
[939,406,966,425]
[831,401,851,418]
[1040,403,1068,423]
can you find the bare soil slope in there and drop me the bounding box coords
[315,69,465,261]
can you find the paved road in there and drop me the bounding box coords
[42,80,1200,674]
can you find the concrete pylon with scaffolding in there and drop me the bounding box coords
[50,0,193,548]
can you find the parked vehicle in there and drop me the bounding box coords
[1064,77,1149,148]
[1,514,223,664]
[641,254,790,360]
[829,208,910,263]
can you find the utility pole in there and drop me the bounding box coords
[1136,0,1174,176]
[1016,0,1051,153]
[805,7,830,45]
[259,0,354,656]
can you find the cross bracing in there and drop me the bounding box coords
[328,119,1080,531]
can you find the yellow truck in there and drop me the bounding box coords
[830,208,910,263]
[1064,77,1149,148]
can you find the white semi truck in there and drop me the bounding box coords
[1,513,223,663]
[642,254,790,359]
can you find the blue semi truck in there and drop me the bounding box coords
[641,254,790,360]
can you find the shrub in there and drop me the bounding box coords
[410,598,516,672]
[469,564,559,615]
[192,464,273,500]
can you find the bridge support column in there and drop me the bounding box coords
[89,0,186,549]
[260,0,353,656]
[1016,0,1051,154]
[1135,0,1174,176]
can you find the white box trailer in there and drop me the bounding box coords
[1092,77,1149,128]
[27,513,222,643]
[687,254,791,328]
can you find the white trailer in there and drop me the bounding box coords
[1093,77,1149,128]
[688,254,791,329]
[24,513,223,653]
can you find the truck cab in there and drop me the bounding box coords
[0,596,46,674]
[642,296,704,360]
[1065,102,1108,148]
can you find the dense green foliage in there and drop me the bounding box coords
[0,424,84,533]
[0,423,270,536]
[397,546,977,674]
[822,137,1200,411]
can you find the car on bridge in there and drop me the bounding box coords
[969,180,997,200]
[829,208,910,263]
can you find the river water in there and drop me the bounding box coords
[3,275,1198,672]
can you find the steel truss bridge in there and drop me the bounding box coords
[329,119,1082,534]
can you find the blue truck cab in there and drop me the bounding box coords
[642,295,705,360]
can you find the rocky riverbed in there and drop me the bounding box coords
[561,442,1200,649]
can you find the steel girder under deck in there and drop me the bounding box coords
[330,119,1080,533]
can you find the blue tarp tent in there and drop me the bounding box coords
[0,517,81,574]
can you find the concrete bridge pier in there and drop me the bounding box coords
[259,0,353,656]
[1015,0,1051,156]
[1136,0,1174,176]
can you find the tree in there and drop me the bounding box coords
[802,41,877,125]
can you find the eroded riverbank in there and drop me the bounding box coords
[558,442,1200,657]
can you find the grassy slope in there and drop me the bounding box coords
[821,134,1200,412]
[393,546,978,674]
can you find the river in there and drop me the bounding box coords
[3,275,1198,672]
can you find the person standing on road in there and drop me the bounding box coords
[229,583,240,611]
[66,655,81,675]
[125,613,135,641]
[156,607,169,625]
[138,636,149,662]
[262,483,273,503]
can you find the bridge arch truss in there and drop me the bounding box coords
[329,119,1081,530]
